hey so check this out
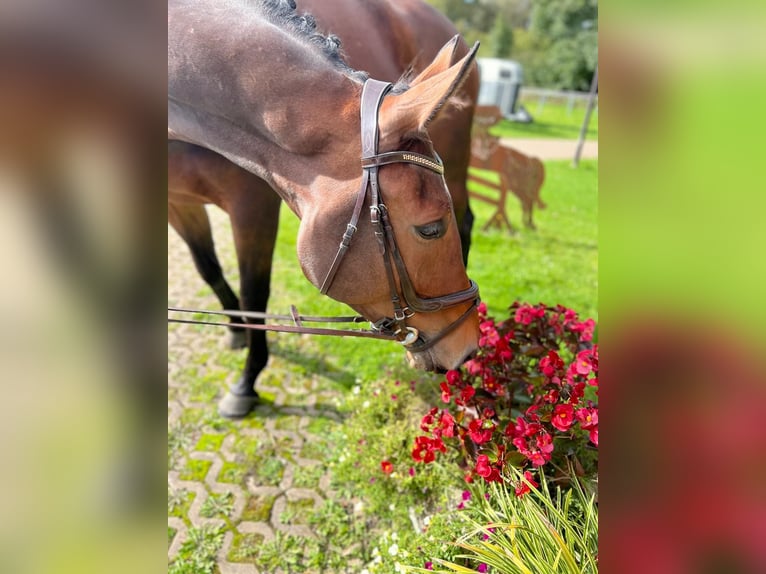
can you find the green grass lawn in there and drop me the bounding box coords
[490,99,598,141]
[262,159,597,384]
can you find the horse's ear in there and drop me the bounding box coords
[380,39,479,135]
[410,34,463,82]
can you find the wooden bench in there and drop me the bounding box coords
[468,105,546,233]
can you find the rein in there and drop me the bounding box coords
[167,306,396,341]
[168,79,479,351]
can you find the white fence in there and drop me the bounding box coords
[518,87,598,117]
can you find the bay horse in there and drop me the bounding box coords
[169,0,480,417]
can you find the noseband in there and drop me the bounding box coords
[319,79,480,353]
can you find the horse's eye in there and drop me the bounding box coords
[415,221,445,240]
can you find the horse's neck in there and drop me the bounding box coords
[169,5,361,215]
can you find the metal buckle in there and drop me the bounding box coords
[371,316,395,334]
[394,307,415,322]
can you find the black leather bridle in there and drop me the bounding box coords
[169,79,479,352]
[319,79,479,352]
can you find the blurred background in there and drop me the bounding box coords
[2,0,766,572]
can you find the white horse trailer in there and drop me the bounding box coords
[476,58,531,123]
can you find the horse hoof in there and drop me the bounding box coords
[228,329,247,350]
[218,391,259,418]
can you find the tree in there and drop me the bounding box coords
[490,13,514,58]
[525,0,598,90]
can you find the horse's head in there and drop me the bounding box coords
[297,37,480,372]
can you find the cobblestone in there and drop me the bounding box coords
[168,207,349,572]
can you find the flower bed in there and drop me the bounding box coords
[412,302,598,493]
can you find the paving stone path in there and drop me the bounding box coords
[499,137,598,160]
[168,208,355,573]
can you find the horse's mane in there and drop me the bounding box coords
[257,0,368,82]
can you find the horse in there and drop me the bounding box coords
[169,0,480,417]
[470,106,546,230]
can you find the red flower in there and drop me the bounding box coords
[475,454,492,477]
[512,436,530,454]
[479,319,500,347]
[589,427,599,446]
[440,382,452,403]
[411,436,446,463]
[457,385,475,405]
[570,318,595,342]
[514,470,540,497]
[411,436,434,463]
[525,405,540,422]
[536,431,554,455]
[474,455,501,482]
[445,369,462,386]
[539,350,565,377]
[529,450,549,466]
[381,460,393,474]
[438,411,456,438]
[570,382,586,403]
[420,407,438,432]
[468,418,496,444]
[551,403,575,432]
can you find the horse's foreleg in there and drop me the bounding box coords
[218,187,281,418]
[168,202,246,348]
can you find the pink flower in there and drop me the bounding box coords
[479,320,500,347]
[381,460,393,474]
[465,359,483,375]
[576,407,598,430]
[514,304,543,325]
[425,561,434,570]
[574,350,594,376]
[529,451,549,466]
[589,427,599,446]
[408,467,416,477]
[551,403,575,432]
[462,490,472,501]
[477,563,488,573]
